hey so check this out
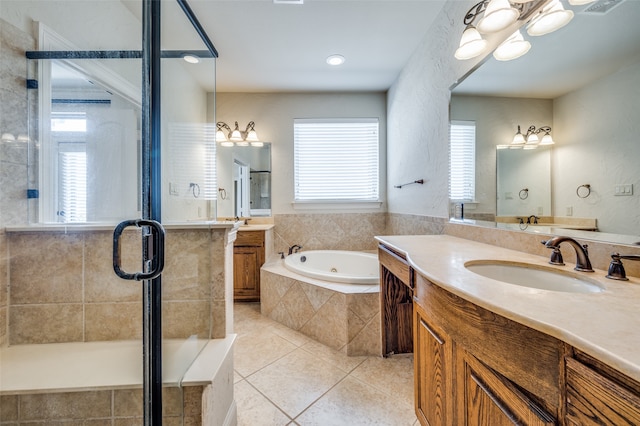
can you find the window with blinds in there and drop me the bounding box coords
[58,144,87,222]
[294,118,379,202]
[449,120,476,201]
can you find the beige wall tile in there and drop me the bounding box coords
[9,233,83,304]
[162,386,183,416]
[0,306,6,346]
[162,230,211,301]
[182,385,203,417]
[9,304,83,344]
[85,302,141,341]
[210,299,226,339]
[113,388,142,417]
[85,230,142,303]
[0,395,18,421]
[163,300,210,339]
[19,391,111,421]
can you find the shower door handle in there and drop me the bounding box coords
[113,219,165,281]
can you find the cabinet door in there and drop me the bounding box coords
[457,348,555,426]
[414,304,452,426]
[233,246,261,301]
[566,357,640,426]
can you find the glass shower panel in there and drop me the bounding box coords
[14,0,218,423]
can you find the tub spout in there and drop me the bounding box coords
[288,244,303,255]
[542,236,594,272]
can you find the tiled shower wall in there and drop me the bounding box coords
[5,227,230,345]
[0,18,34,228]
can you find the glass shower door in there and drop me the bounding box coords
[17,0,218,423]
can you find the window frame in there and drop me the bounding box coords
[293,118,382,210]
[449,120,476,203]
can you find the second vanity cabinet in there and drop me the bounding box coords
[233,229,265,302]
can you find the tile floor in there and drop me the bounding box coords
[233,303,419,426]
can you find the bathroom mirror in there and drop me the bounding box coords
[450,0,640,243]
[216,143,271,218]
[496,146,551,218]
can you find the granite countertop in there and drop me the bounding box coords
[375,234,640,382]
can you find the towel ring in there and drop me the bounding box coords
[576,184,591,199]
[519,188,529,200]
[218,188,227,200]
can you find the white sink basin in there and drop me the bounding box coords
[465,261,604,294]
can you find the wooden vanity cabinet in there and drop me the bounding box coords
[565,352,640,426]
[414,273,561,426]
[414,302,453,426]
[233,230,265,302]
[378,244,413,356]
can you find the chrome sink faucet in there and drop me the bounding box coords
[542,236,594,272]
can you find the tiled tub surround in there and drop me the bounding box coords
[0,336,236,425]
[260,257,381,356]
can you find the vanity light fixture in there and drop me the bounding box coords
[493,29,531,61]
[512,125,554,148]
[476,0,520,33]
[527,0,574,36]
[216,121,262,147]
[455,0,578,61]
[1,133,16,142]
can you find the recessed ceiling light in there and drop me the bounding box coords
[183,54,200,64]
[326,54,345,66]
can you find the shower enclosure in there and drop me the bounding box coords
[1,0,228,424]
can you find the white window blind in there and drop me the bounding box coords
[294,118,379,201]
[449,120,476,201]
[58,146,87,223]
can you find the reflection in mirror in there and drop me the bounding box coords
[31,57,142,224]
[216,144,271,218]
[450,0,640,245]
[496,146,550,219]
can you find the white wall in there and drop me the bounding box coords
[386,0,533,219]
[212,92,387,216]
[553,58,640,235]
[450,96,553,217]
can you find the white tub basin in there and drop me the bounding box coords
[465,261,604,293]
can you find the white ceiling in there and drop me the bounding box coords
[129,0,640,97]
[178,0,447,93]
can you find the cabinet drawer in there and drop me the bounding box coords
[379,245,410,286]
[566,357,640,425]
[235,230,264,247]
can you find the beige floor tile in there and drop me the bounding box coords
[267,321,313,347]
[350,354,414,403]
[295,375,416,426]
[299,340,367,373]
[234,328,298,377]
[246,348,348,418]
[235,379,291,426]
